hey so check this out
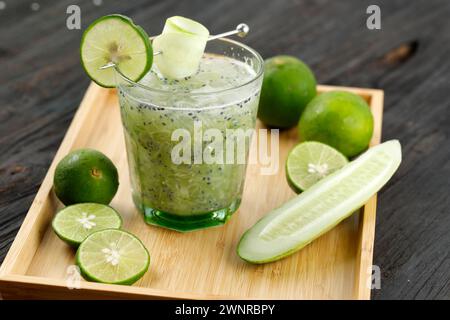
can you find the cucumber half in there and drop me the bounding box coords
[80,14,153,88]
[238,140,402,264]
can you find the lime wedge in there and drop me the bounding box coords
[238,140,402,264]
[80,14,153,88]
[286,141,348,193]
[76,229,150,285]
[52,203,122,246]
[153,16,209,79]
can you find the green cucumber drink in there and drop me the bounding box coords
[117,38,264,231]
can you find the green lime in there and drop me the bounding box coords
[53,149,119,205]
[238,140,402,264]
[162,16,209,36]
[286,141,348,193]
[76,229,150,285]
[299,91,374,158]
[80,14,153,88]
[52,203,122,247]
[258,55,317,129]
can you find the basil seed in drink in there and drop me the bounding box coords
[118,45,264,232]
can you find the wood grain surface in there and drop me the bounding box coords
[0,0,449,299]
[0,84,382,299]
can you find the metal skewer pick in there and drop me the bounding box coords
[99,62,116,70]
[208,23,249,41]
[99,23,250,70]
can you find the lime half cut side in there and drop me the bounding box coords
[286,141,348,193]
[52,203,122,246]
[238,140,402,264]
[76,229,150,285]
[80,14,153,88]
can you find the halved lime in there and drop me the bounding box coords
[80,14,153,88]
[238,140,402,264]
[52,203,122,246]
[286,141,348,193]
[153,16,209,79]
[76,229,150,285]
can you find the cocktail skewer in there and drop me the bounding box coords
[208,23,249,41]
[99,23,249,70]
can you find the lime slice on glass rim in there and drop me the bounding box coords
[286,141,348,193]
[80,14,153,88]
[52,203,122,247]
[238,140,402,264]
[153,16,209,79]
[76,229,150,285]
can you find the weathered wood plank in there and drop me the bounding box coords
[0,0,449,299]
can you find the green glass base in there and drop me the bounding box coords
[134,198,241,232]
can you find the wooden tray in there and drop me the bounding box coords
[0,83,383,300]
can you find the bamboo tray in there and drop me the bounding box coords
[0,83,383,300]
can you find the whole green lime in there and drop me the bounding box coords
[53,149,119,205]
[298,91,374,158]
[258,55,317,129]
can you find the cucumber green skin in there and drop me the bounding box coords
[80,14,153,88]
[51,204,123,248]
[76,229,150,285]
[53,149,119,206]
[237,212,351,264]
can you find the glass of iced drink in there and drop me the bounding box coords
[116,38,264,231]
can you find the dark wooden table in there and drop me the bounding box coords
[0,0,449,300]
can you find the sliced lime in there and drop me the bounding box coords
[80,14,153,88]
[153,16,209,79]
[286,141,348,193]
[238,140,402,264]
[52,203,122,246]
[76,229,150,285]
